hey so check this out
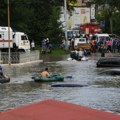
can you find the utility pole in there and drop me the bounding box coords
[7,0,11,66]
[105,0,113,33]
[64,0,68,50]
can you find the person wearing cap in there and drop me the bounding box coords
[40,68,50,78]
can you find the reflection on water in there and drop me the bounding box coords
[0,53,120,114]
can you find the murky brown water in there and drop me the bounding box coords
[0,53,120,114]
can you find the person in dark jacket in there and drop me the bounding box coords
[101,45,106,57]
[0,65,3,76]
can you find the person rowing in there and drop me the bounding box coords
[40,68,50,78]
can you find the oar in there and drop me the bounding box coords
[65,75,73,79]
[64,75,73,79]
[31,73,39,79]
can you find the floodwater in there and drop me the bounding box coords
[0,53,120,114]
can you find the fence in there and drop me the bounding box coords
[0,50,40,64]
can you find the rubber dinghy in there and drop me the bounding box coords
[32,73,64,82]
[51,83,88,87]
[0,75,10,84]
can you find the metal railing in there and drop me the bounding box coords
[0,50,40,64]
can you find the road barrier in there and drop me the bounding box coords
[0,50,40,64]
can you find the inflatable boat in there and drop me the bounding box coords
[51,83,88,87]
[0,75,10,84]
[32,73,64,82]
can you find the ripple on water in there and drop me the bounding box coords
[0,54,120,113]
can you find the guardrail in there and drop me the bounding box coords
[0,50,40,64]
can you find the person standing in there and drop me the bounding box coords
[41,39,46,53]
[31,40,35,50]
[107,39,112,52]
[91,39,95,53]
[101,45,106,57]
[0,65,3,76]
[112,38,117,53]
[117,39,120,52]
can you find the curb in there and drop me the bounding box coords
[2,60,43,67]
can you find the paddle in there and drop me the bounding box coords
[65,75,73,79]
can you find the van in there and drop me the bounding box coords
[94,34,111,42]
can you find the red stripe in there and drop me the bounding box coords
[0,40,13,42]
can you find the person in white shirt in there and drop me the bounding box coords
[31,40,35,50]
[78,48,83,60]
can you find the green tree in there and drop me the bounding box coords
[0,0,78,46]
[92,0,120,34]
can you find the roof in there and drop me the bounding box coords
[0,99,120,120]
[95,33,109,37]
[98,57,120,62]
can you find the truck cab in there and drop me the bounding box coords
[13,32,30,52]
[0,27,30,52]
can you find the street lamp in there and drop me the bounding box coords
[64,0,68,50]
[7,0,11,65]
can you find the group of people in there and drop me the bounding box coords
[66,34,89,50]
[41,38,52,53]
[91,37,120,54]
[70,48,87,61]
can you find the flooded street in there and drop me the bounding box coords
[0,53,120,114]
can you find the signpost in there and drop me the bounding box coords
[7,0,11,65]
[64,0,68,50]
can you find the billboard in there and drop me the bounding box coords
[80,8,90,24]
[91,4,95,19]
[68,0,82,6]
[67,7,90,28]
[60,7,90,29]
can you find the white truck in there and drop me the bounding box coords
[0,26,30,52]
[74,37,91,54]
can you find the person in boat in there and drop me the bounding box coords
[0,65,3,77]
[78,48,83,60]
[70,49,77,60]
[83,49,87,57]
[40,68,50,78]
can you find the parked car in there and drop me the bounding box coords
[96,57,120,67]
[108,34,120,39]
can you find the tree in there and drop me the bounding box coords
[0,0,78,46]
[92,0,120,34]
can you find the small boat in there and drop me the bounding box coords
[0,75,10,84]
[81,57,88,61]
[96,57,120,67]
[32,73,64,82]
[51,83,88,87]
